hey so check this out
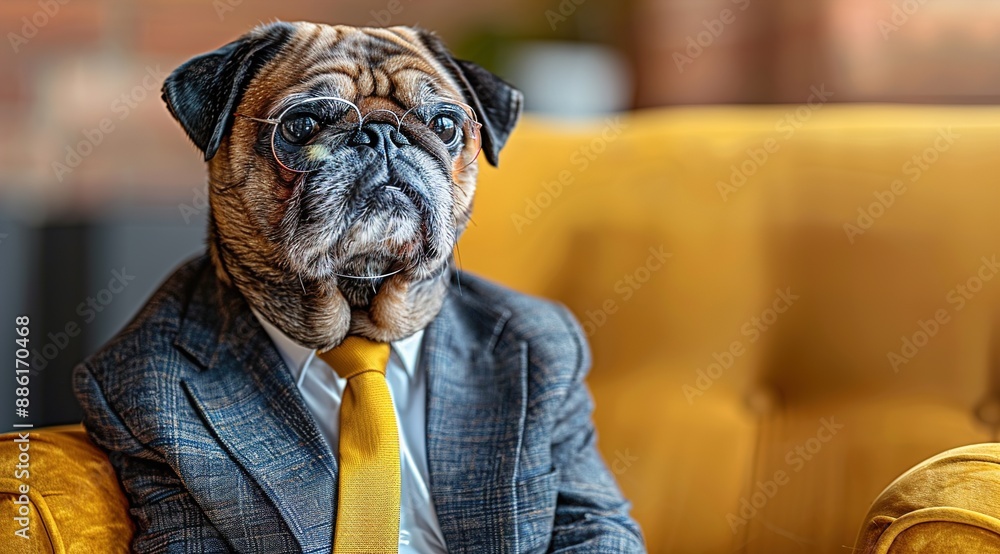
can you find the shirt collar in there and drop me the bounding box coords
[250,308,424,382]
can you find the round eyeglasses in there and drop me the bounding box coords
[234,96,483,173]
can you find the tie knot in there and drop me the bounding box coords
[316,335,391,380]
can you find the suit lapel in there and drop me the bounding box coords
[175,264,337,554]
[424,286,528,553]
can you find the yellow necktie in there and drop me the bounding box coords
[317,336,400,553]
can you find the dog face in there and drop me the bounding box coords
[162,22,522,348]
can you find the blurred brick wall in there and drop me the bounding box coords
[0,0,533,210]
[3,0,998,208]
[826,0,1000,102]
[630,0,1000,106]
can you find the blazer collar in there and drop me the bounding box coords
[423,282,529,553]
[174,264,337,554]
[249,306,425,385]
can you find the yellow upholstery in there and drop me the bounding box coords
[855,444,1000,553]
[0,425,133,554]
[463,105,1000,552]
[7,106,1000,552]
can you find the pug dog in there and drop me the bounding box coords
[163,21,521,349]
[75,20,644,553]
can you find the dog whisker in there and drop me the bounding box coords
[209,176,245,193]
[332,266,406,280]
[453,239,464,297]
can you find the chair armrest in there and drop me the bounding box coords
[855,443,1000,554]
[0,424,134,554]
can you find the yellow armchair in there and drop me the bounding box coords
[7,105,1000,553]
[4,426,1000,552]
[464,105,1000,552]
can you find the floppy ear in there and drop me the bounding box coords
[416,30,523,167]
[162,22,294,161]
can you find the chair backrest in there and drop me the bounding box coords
[460,106,1000,551]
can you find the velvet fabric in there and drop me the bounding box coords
[0,424,133,554]
[855,444,1000,553]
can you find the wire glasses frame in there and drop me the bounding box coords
[234,96,483,173]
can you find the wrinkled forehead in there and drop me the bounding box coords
[242,23,463,116]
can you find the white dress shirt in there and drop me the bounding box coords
[252,309,448,553]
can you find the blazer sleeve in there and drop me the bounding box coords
[74,362,233,554]
[547,307,646,553]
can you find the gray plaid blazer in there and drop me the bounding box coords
[74,255,644,553]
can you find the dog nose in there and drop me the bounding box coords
[347,122,410,153]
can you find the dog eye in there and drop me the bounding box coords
[280,115,320,145]
[430,115,460,146]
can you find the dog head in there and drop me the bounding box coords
[162,22,522,348]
